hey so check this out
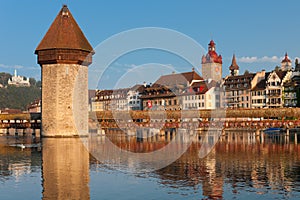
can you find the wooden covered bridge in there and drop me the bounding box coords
[1,108,300,136]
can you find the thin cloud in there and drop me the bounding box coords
[237,56,281,63]
[0,64,40,70]
[0,64,24,69]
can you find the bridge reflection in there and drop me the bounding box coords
[0,129,299,199]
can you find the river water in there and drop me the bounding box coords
[0,130,299,200]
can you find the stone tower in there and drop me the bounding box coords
[201,40,222,82]
[35,5,94,137]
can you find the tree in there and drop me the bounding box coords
[0,72,12,86]
[275,65,281,71]
[29,77,36,86]
[36,81,42,88]
[244,70,250,75]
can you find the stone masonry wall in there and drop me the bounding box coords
[42,63,88,137]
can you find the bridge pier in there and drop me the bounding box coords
[255,129,261,137]
[286,128,290,137]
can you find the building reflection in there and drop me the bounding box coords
[42,138,90,200]
[0,130,299,199]
[154,130,300,199]
[0,136,41,182]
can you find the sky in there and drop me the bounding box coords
[1,0,300,89]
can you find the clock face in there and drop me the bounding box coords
[215,67,220,73]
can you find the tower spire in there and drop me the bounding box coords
[229,54,239,76]
[281,52,292,71]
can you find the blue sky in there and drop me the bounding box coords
[0,0,300,89]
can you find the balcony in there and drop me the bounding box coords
[266,92,281,97]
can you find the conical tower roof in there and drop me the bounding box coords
[35,5,93,66]
[229,54,239,70]
[35,5,93,52]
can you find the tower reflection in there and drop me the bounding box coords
[42,138,90,200]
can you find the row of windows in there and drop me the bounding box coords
[230,90,249,96]
[129,96,138,99]
[142,99,179,107]
[184,102,205,108]
[252,91,266,96]
[228,96,250,102]
[252,99,266,104]
[184,95,204,100]
[284,93,297,98]
[129,101,140,105]
[228,103,250,108]
[228,83,248,88]
[267,81,280,86]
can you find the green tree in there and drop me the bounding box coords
[29,77,36,86]
[0,72,12,86]
[0,85,41,110]
[36,81,42,88]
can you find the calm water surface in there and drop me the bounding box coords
[0,130,299,200]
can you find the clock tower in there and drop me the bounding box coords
[201,40,222,81]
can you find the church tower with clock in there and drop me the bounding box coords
[201,40,222,82]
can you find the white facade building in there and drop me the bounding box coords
[8,69,30,87]
[181,80,220,110]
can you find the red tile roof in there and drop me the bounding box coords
[281,52,291,63]
[35,5,93,53]
[154,71,203,87]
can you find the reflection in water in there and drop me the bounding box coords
[88,129,300,199]
[42,138,90,200]
[154,131,300,199]
[0,130,300,199]
[0,136,42,200]
[87,128,196,172]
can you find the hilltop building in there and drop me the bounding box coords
[8,69,30,87]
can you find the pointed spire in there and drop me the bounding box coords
[208,40,216,48]
[281,52,291,63]
[229,54,239,70]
